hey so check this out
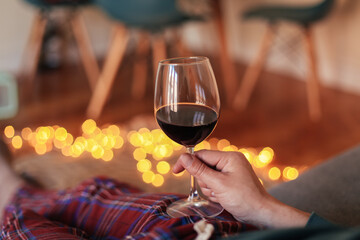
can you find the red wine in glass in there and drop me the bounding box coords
[156,104,218,147]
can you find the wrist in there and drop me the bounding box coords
[246,195,310,228]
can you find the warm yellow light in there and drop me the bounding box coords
[4,126,15,138]
[222,145,238,152]
[71,143,84,157]
[152,174,164,187]
[91,145,104,159]
[217,139,230,151]
[48,126,55,139]
[127,130,136,141]
[139,128,150,134]
[172,142,183,151]
[141,132,153,146]
[151,129,164,143]
[75,137,87,148]
[93,127,102,136]
[153,145,167,160]
[202,140,211,150]
[21,127,32,140]
[143,143,155,154]
[100,135,109,147]
[254,156,268,168]
[85,139,96,152]
[129,132,144,147]
[61,146,71,157]
[35,143,47,155]
[137,159,152,172]
[283,167,299,181]
[37,127,51,142]
[258,148,274,165]
[55,127,68,141]
[268,167,281,180]
[208,138,218,149]
[82,119,97,135]
[133,148,147,161]
[28,133,37,147]
[11,136,23,149]
[107,125,120,136]
[66,133,74,145]
[156,161,170,174]
[164,144,173,157]
[173,171,185,177]
[258,178,263,185]
[102,149,114,161]
[263,147,274,157]
[113,136,124,149]
[103,136,115,150]
[54,139,66,149]
[239,148,253,164]
[194,142,205,151]
[46,141,53,152]
[142,171,155,183]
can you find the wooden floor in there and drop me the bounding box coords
[3,53,360,170]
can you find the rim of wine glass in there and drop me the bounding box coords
[158,56,209,66]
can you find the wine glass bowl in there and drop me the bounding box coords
[154,56,223,218]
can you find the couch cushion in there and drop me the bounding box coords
[269,144,360,226]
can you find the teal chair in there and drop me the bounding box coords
[86,0,198,119]
[233,0,334,121]
[21,0,99,94]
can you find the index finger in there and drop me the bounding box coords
[194,150,228,168]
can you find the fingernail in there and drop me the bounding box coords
[181,154,193,168]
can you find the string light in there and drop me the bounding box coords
[268,167,281,180]
[2,122,302,188]
[11,136,23,149]
[4,126,15,138]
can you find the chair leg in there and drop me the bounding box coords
[212,0,237,105]
[151,34,167,82]
[20,11,47,89]
[70,12,100,91]
[132,31,150,100]
[86,24,129,120]
[233,25,274,110]
[303,27,321,121]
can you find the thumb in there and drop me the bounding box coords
[177,153,221,188]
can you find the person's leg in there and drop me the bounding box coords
[0,140,22,221]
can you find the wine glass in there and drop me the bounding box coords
[154,56,223,218]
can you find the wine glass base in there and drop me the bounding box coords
[167,198,224,218]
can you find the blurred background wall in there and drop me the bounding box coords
[1,0,359,94]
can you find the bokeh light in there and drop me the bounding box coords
[142,171,155,183]
[4,126,15,138]
[283,167,299,181]
[11,136,23,149]
[2,123,301,188]
[268,167,281,180]
[82,119,97,135]
[137,159,152,172]
[156,161,170,174]
[133,148,147,161]
[21,127,32,141]
[152,174,164,187]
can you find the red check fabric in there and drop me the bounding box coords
[0,177,256,239]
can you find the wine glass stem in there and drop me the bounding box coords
[187,147,200,202]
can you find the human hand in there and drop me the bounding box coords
[173,150,310,228]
